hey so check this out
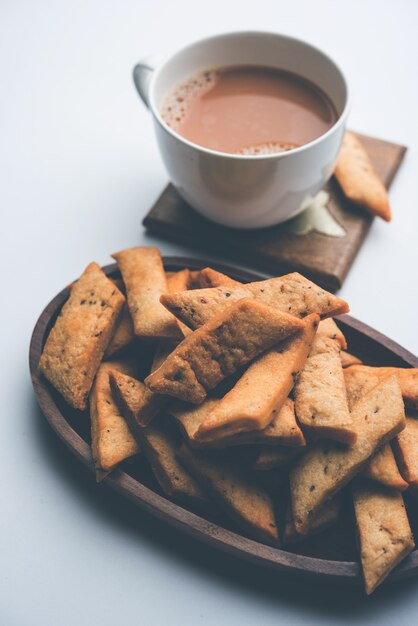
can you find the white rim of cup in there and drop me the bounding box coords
[148,30,351,161]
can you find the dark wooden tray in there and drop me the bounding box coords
[29,258,418,587]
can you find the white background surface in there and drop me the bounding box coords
[1,1,418,624]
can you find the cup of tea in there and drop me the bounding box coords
[133,31,349,229]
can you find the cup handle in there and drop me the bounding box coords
[132,56,159,108]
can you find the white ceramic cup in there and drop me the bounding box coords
[133,31,350,229]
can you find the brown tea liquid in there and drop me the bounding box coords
[161,66,337,155]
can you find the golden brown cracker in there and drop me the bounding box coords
[90,361,139,475]
[188,270,202,289]
[294,336,355,444]
[340,351,363,368]
[169,399,218,442]
[284,498,341,544]
[393,415,418,488]
[105,305,135,357]
[166,268,191,292]
[161,273,349,330]
[166,269,192,336]
[353,484,414,594]
[315,318,347,350]
[362,444,408,491]
[170,398,305,448]
[335,132,391,222]
[344,366,381,411]
[345,366,407,490]
[110,369,166,429]
[196,267,241,288]
[177,444,279,545]
[196,314,318,440]
[290,376,405,534]
[112,246,182,339]
[346,365,418,409]
[138,415,211,510]
[39,262,125,410]
[145,299,304,404]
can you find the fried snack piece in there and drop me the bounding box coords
[109,369,166,428]
[254,446,306,471]
[177,444,279,545]
[315,318,347,350]
[170,398,305,448]
[341,351,363,368]
[393,415,418,488]
[161,273,349,330]
[112,247,182,339]
[90,361,139,477]
[334,132,391,222]
[145,299,304,404]
[39,262,125,410]
[110,341,176,430]
[138,416,211,511]
[294,336,355,444]
[353,485,414,594]
[106,270,190,356]
[166,269,192,337]
[105,305,135,357]
[345,365,418,409]
[284,497,341,544]
[344,365,407,490]
[196,314,318,440]
[166,268,191,292]
[170,399,218,442]
[290,376,405,534]
[188,270,201,289]
[196,267,241,288]
[344,366,381,410]
[362,444,408,491]
[66,276,125,292]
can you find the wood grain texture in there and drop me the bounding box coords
[143,133,406,292]
[29,258,418,587]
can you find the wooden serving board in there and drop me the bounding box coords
[143,133,406,292]
[30,258,418,588]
